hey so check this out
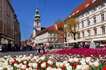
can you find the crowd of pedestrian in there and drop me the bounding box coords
[0,43,46,55]
[0,43,20,52]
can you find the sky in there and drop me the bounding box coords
[11,0,84,40]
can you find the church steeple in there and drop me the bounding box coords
[34,8,41,31]
[32,8,41,38]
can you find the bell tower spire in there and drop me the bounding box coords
[32,8,41,38]
[34,8,41,32]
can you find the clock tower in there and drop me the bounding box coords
[32,8,41,38]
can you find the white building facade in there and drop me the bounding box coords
[34,32,49,44]
[34,31,58,47]
[67,0,106,48]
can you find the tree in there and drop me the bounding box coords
[65,17,78,40]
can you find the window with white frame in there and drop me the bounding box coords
[94,27,97,35]
[82,31,84,37]
[87,30,90,36]
[78,32,80,39]
[101,25,105,34]
[81,20,84,28]
[90,9,95,14]
[85,12,89,16]
[68,33,70,37]
[87,18,90,26]
[93,16,96,23]
[97,5,102,10]
[101,12,104,21]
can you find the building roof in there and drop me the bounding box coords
[47,22,64,32]
[36,22,64,36]
[71,0,103,17]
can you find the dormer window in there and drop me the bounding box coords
[98,5,102,9]
[76,10,79,13]
[72,13,75,16]
[85,3,90,8]
[92,0,96,3]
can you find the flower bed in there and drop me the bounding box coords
[0,54,106,70]
[0,48,106,70]
[47,48,106,57]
